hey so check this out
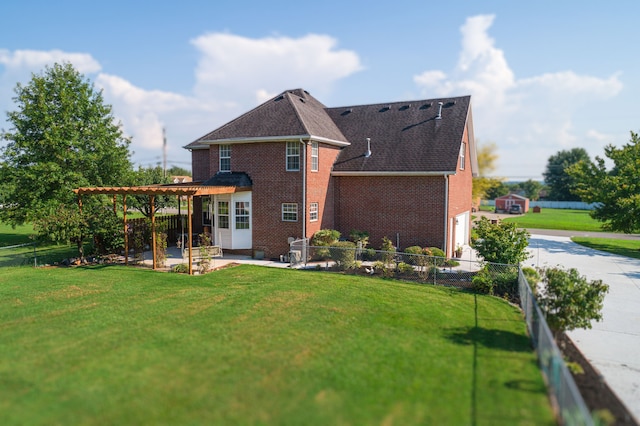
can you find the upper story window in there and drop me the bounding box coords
[286,141,300,171]
[219,145,231,172]
[282,203,298,222]
[459,142,466,170]
[309,202,318,222]
[311,141,319,172]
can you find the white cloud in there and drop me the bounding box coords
[1,34,362,169]
[190,33,363,105]
[0,49,101,73]
[413,14,623,179]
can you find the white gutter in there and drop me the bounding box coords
[331,171,455,177]
[185,134,350,150]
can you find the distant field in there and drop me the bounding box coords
[502,209,604,232]
[0,265,554,425]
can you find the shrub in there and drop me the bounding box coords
[472,216,530,264]
[537,266,609,336]
[312,229,340,260]
[171,263,189,273]
[472,266,518,298]
[428,247,446,267]
[329,241,356,270]
[521,267,540,294]
[380,237,396,264]
[362,248,377,261]
[349,229,369,248]
[396,262,414,274]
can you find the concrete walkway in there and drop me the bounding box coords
[527,234,640,421]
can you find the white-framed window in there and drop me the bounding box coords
[235,202,250,229]
[282,203,298,222]
[309,202,318,222]
[459,142,466,170]
[286,141,300,171]
[311,141,318,172]
[217,201,229,229]
[219,144,231,172]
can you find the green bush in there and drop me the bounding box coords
[396,262,414,274]
[171,263,189,273]
[349,229,369,248]
[472,267,518,298]
[521,267,540,294]
[427,247,446,267]
[329,241,356,270]
[380,237,396,264]
[362,248,377,261]
[312,229,340,260]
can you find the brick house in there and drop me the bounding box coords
[185,89,478,259]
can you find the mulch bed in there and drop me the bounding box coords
[557,333,638,425]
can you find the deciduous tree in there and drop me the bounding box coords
[543,148,591,201]
[537,266,609,336]
[472,217,530,265]
[0,63,132,254]
[568,131,640,233]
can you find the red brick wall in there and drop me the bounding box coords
[191,149,210,235]
[334,175,446,251]
[305,143,341,238]
[447,126,474,255]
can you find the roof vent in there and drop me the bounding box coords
[341,108,352,116]
[379,105,390,112]
[365,138,372,158]
[399,104,411,111]
[419,102,432,110]
[436,102,443,119]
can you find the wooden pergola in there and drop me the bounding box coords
[73,183,245,275]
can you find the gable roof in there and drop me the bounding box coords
[185,89,348,149]
[185,89,475,174]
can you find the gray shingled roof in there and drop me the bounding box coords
[201,172,252,187]
[329,96,471,173]
[186,89,347,145]
[185,89,471,173]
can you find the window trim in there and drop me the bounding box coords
[217,201,229,229]
[309,202,318,222]
[219,144,231,172]
[311,141,319,172]
[459,142,466,170]
[282,203,298,222]
[235,201,250,230]
[286,141,300,171]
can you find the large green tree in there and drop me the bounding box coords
[471,217,530,265]
[128,165,174,217]
[568,131,640,233]
[542,147,591,201]
[0,63,132,253]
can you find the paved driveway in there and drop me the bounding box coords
[527,234,640,421]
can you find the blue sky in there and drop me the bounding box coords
[1,0,637,179]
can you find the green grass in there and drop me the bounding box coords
[0,265,554,425]
[571,237,640,260]
[502,209,605,232]
[0,223,84,267]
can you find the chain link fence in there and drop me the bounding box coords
[289,239,594,425]
[0,243,39,267]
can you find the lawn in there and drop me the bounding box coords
[0,265,555,425]
[502,209,604,232]
[571,237,640,260]
[0,223,84,267]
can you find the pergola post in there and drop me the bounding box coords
[123,194,128,266]
[188,195,193,275]
[151,195,157,270]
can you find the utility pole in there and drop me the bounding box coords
[163,127,167,178]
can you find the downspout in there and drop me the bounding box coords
[300,138,307,243]
[443,175,449,256]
